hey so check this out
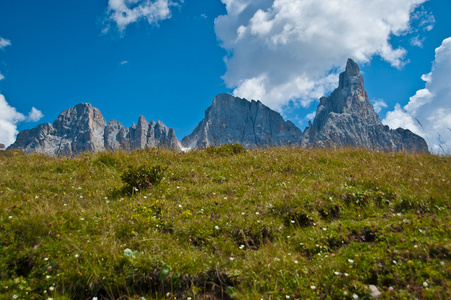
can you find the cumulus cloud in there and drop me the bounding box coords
[215,0,427,111]
[0,73,4,81]
[0,95,43,147]
[383,37,451,154]
[27,107,44,122]
[0,95,26,146]
[104,0,182,33]
[0,37,11,50]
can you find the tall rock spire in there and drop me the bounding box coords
[304,59,428,152]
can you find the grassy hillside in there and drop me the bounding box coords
[0,147,450,299]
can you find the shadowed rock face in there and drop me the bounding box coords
[8,103,181,156]
[181,93,303,149]
[303,59,428,152]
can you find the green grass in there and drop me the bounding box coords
[0,147,450,299]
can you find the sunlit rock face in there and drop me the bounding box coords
[182,93,303,149]
[303,59,428,152]
[8,103,181,155]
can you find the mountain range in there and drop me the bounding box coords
[7,59,428,155]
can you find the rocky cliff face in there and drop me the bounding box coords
[303,59,428,152]
[8,103,181,155]
[181,93,303,149]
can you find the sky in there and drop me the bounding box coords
[0,0,450,153]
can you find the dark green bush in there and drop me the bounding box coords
[121,165,166,191]
[205,143,246,156]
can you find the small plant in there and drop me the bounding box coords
[205,143,246,156]
[121,164,166,192]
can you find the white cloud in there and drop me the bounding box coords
[215,0,427,111]
[27,107,44,122]
[305,111,316,121]
[383,104,424,136]
[372,99,388,114]
[0,37,11,50]
[120,60,128,65]
[383,37,451,154]
[411,6,435,32]
[104,0,181,33]
[0,94,26,147]
[0,95,44,147]
[410,36,425,48]
[0,37,11,81]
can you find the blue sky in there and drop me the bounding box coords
[0,0,450,152]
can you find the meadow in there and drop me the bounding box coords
[0,146,450,299]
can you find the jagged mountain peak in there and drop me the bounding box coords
[8,103,181,155]
[182,93,303,149]
[7,59,428,154]
[305,59,428,152]
[345,58,360,76]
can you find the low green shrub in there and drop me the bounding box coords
[121,164,166,192]
[205,143,246,156]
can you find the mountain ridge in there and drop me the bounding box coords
[8,103,181,156]
[7,59,429,155]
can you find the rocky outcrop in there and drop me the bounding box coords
[303,59,428,152]
[8,103,181,155]
[182,93,303,149]
[0,143,5,151]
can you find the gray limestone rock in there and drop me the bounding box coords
[104,119,129,151]
[182,93,303,149]
[303,59,428,152]
[128,116,181,150]
[369,285,381,299]
[8,103,181,155]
